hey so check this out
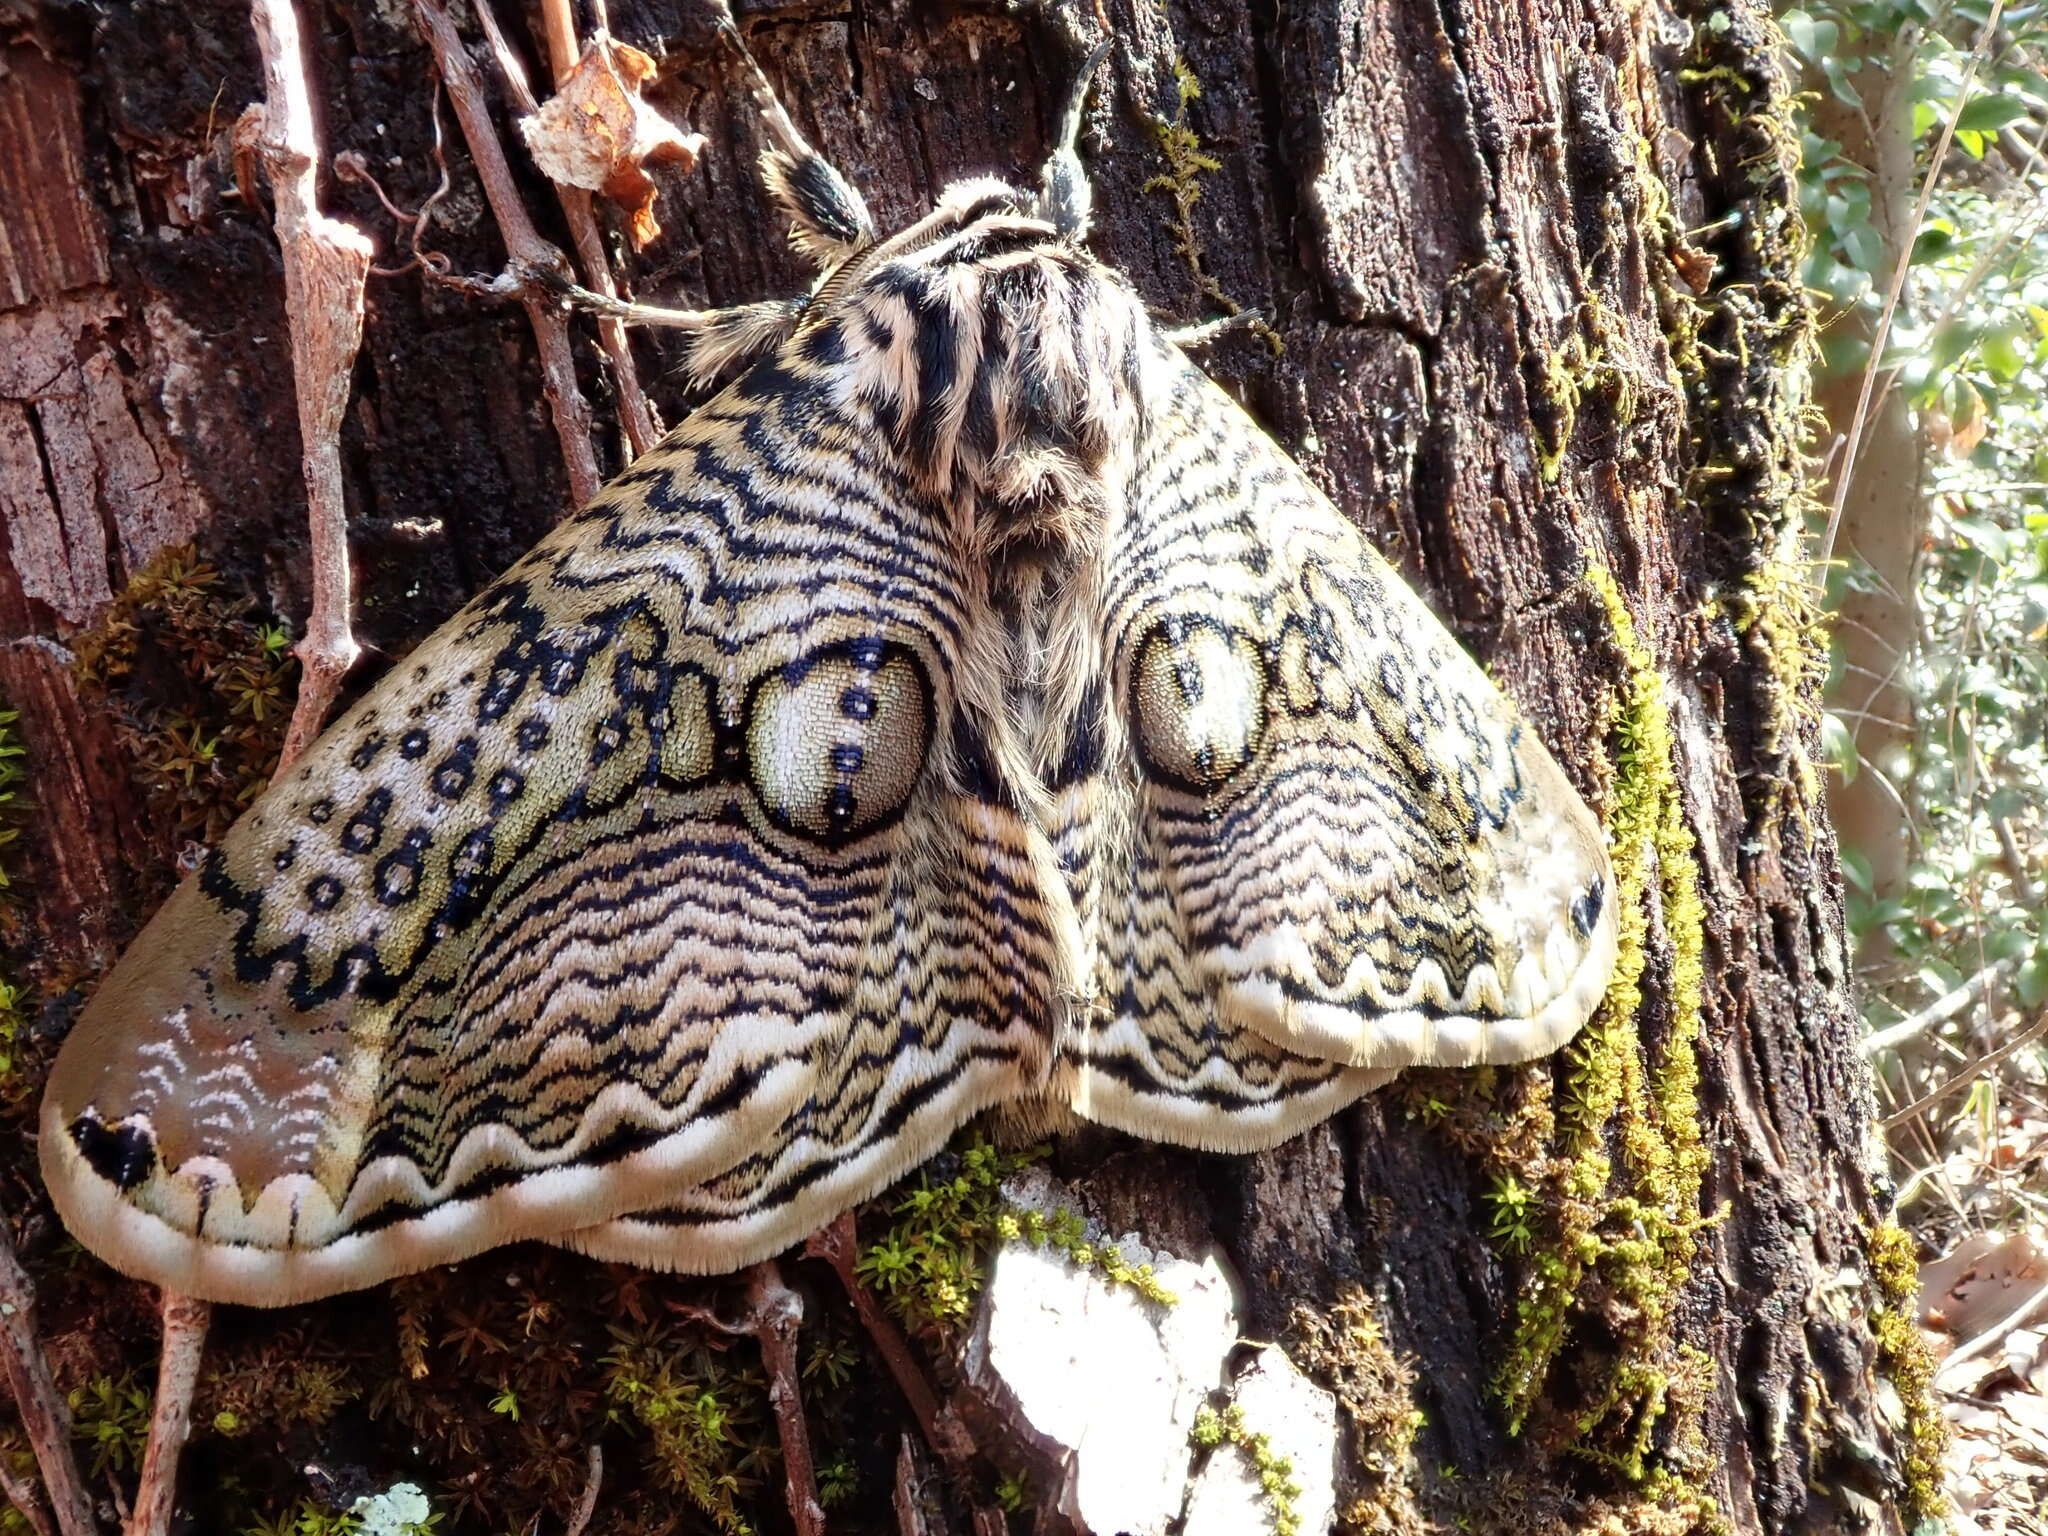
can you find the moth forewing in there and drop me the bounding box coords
[1106,346,1618,1060]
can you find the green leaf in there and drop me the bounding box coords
[1955,93,2032,134]
[1822,712,1860,783]
[2017,949,2048,1011]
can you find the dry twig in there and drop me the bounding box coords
[1862,957,2017,1057]
[0,1459,57,1536]
[0,1213,95,1536]
[1884,1006,2048,1130]
[412,0,602,505]
[562,1443,602,1536]
[745,1265,824,1536]
[126,3,380,1527]
[672,1264,825,1536]
[892,1433,938,1536]
[805,1213,978,1475]
[1936,1274,2048,1390]
[124,1293,210,1536]
[473,0,660,456]
[245,0,374,773]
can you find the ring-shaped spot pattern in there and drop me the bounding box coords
[743,639,934,846]
[1129,615,1269,794]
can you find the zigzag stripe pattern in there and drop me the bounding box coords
[41,113,1616,1304]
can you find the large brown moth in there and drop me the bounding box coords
[41,35,1618,1306]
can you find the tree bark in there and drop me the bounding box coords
[0,1,1917,1533]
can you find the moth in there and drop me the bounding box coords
[42,36,1618,1306]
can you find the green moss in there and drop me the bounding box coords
[1665,6,1826,827]
[1491,567,1713,1489]
[993,1471,1031,1512]
[69,1372,153,1478]
[238,1487,441,1536]
[604,1321,777,1535]
[1192,1402,1304,1536]
[1286,1287,1424,1531]
[817,1451,860,1509]
[1867,1222,1949,1524]
[0,1430,35,1536]
[238,1503,360,1536]
[73,547,296,850]
[991,1201,1180,1307]
[854,1133,1175,1336]
[855,1135,1041,1331]
[1727,550,1830,814]
[0,703,25,897]
[202,1341,359,1439]
[1531,301,1643,484]
[1141,59,1282,353]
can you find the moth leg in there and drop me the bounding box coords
[1036,36,1114,239]
[528,263,803,384]
[713,11,876,269]
[1162,309,1266,349]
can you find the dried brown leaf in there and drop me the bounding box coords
[519,36,705,247]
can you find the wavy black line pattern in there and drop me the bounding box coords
[40,151,1615,1305]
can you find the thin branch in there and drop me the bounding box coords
[1882,1006,2048,1130]
[744,1266,824,1536]
[0,1456,57,1536]
[246,0,374,773]
[517,271,737,332]
[670,1264,823,1536]
[412,0,601,505]
[1991,813,2037,905]
[562,1444,601,1536]
[123,1293,209,1536]
[472,0,659,456]
[1818,0,2006,572]
[0,1213,96,1536]
[1862,958,2015,1056]
[1935,1274,2048,1390]
[126,3,382,1522]
[804,1213,978,1475]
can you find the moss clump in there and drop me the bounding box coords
[1666,6,1826,831]
[238,1486,442,1536]
[991,1201,1180,1307]
[1867,1222,1949,1524]
[1531,300,1645,484]
[1286,1286,1424,1532]
[855,1135,1042,1331]
[201,1344,359,1440]
[1192,1401,1304,1536]
[69,1371,153,1477]
[73,547,296,850]
[0,703,26,899]
[604,1321,777,1535]
[0,967,26,1108]
[1493,567,1714,1489]
[0,1430,33,1536]
[853,1133,1174,1336]
[1141,59,1282,353]
[1725,539,1830,822]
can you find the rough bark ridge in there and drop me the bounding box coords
[0,0,1912,1531]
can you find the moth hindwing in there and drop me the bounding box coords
[42,38,1617,1304]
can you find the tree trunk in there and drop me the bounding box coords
[1806,28,1926,983]
[0,1,1926,1533]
